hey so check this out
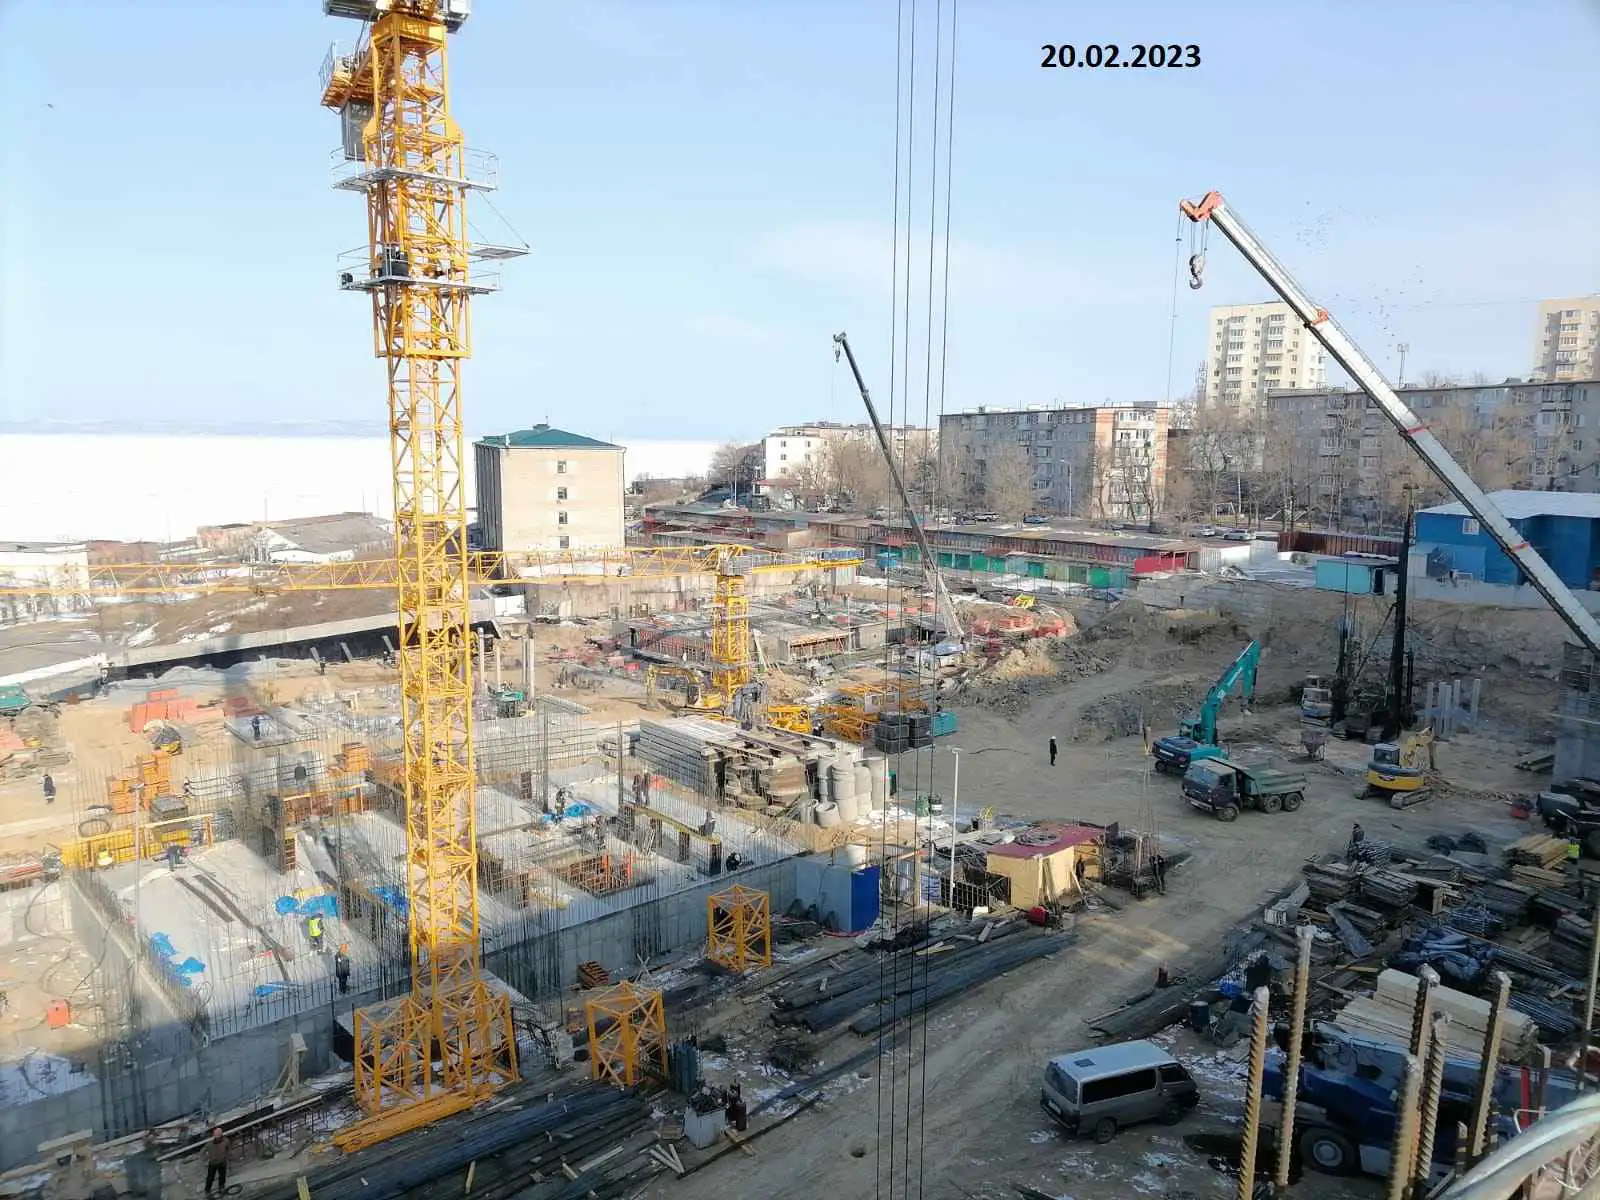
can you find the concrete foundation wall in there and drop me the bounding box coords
[0,858,798,1169]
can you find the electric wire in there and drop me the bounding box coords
[875,4,909,1195]
[1165,211,1184,406]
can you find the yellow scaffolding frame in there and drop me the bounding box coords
[706,885,772,974]
[585,982,668,1088]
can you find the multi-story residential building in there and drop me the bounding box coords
[473,424,625,553]
[939,403,1171,520]
[1205,301,1326,409]
[1268,378,1600,516]
[760,422,929,487]
[1532,297,1600,382]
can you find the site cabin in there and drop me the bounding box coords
[1181,757,1307,821]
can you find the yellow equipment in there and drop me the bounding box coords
[1364,728,1435,808]
[321,0,520,1148]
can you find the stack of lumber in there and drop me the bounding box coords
[1505,834,1570,870]
[1547,912,1595,974]
[1475,879,1537,921]
[1303,860,1359,903]
[1332,968,1540,1064]
[1511,863,1570,891]
[1358,870,1419,908]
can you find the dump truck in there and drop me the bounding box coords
[1181,756,1306,821]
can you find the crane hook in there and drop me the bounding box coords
[1188,252,1206,290]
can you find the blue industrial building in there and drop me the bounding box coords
[1415,491,1600,592]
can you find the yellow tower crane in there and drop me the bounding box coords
[318,0,521,1146]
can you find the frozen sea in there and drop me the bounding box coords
[0,432,718,543]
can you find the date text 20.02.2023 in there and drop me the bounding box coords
[1040,44,1200,69]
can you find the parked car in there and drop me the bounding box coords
[1223,528,1252,542]
[1040,1040,1199,1143]
[1022,513,1048,525]
[1193,525,1218,538]
[973,512,1000,522]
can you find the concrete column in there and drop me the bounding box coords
[1469,676,1482,717]
[523,634,535,696]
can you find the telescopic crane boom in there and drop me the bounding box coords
[1181,191,1600,661]
[832,332,965,642]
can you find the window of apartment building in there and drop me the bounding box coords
[1227,367,1242,376]
[779,453,787,462]
[558,535,570,550]
[556,460,568,474]
[557,511,569,525]
[1462,518,1480,535]
[780,439,787,447]
[557,486,568,501]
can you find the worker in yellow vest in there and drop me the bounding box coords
[1568,838,1581,863]
[306,913,325,953]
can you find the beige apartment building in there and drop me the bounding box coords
[939,403,1171,520]
[1204,301,1326,409]
[1269,377,1600,517]
[473,425,625,554]
[760,421,929,486]
[1533,297,1600,382]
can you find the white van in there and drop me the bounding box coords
[1040,1040,1199,1142]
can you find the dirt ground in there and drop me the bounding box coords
[670,700,1536,1200]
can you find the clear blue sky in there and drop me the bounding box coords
[2,1,1595,440]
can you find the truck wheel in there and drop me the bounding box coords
[1262,794,1283,814]
[1153,761,1167,775]
[1216,804,1239,822]
[1091,1117,1117,1144]
[1298,1124,1357,1176]
[1283,791,1304,812]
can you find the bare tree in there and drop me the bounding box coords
[709,441,758,485]
[980,443,1036,520]
[937,438,981,513]
[823,437,895,513]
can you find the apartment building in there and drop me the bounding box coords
[939,404,1171,520]
[760,421,929,485]
[474,424,625,553]
[1205,301,1326,409]
[1269,378,1600,515]
[1532,297,1600,383]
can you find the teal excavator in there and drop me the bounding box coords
[1151,641,1261,775]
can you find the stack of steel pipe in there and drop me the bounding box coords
[256,1085,652,1200]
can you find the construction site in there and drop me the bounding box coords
[1,4,1598,1200]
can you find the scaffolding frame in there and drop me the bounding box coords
[585,982,667,1087]
[707,884,772,973]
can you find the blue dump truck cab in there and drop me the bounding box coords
[1181,757,1306,821]
[1152,733,1225,774]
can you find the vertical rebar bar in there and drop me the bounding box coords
[1409,965,1439,1058]
[1582,894,1600,1093]
[1414,1011,1451,1198]
[1236,985,1271,1200]
[1385,1052,1423,1200]
[1273,924,1314,1194]
[1468,971,1512,1160]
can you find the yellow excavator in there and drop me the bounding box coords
[1363,728,1435,808]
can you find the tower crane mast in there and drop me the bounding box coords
[318,0,522,1146]
[1181,191,1600,662]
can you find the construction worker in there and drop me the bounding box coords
[334,944,351,994]
[251,715,263,743]
[204,1127,230,1196]
[1048,737,1058,767]
[306,913,325,954]
[166,843,182,873]
[41,774,55,804]
[1348,822,1366,859]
